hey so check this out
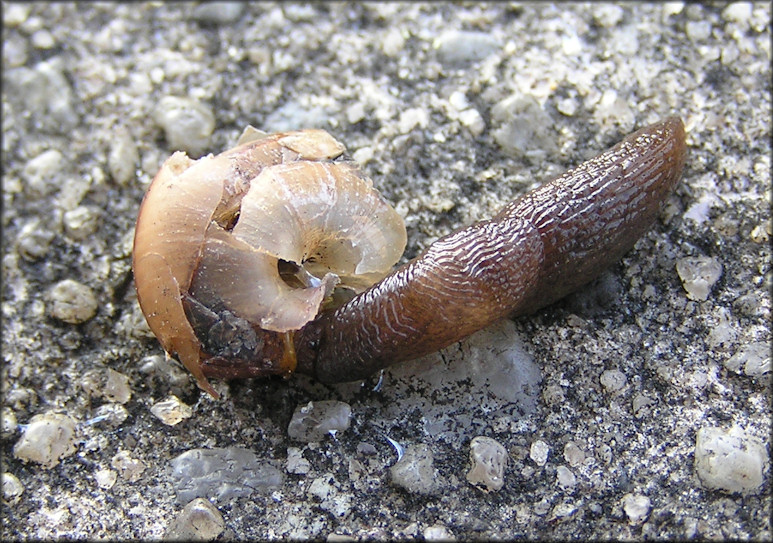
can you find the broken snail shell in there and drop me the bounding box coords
[134,118,687,398]
[132,128,407,397]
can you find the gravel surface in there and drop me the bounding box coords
[2,2,770,540]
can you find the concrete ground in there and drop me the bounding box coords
[2,2,770,540]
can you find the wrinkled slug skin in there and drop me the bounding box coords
[300,118,687,383]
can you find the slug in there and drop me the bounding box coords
[133,118,687,397]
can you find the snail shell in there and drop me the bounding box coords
[132,128,407,396]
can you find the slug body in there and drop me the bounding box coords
[295,117,687,382]
[134,118,686,395]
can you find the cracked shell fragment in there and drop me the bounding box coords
[132,128,406,394]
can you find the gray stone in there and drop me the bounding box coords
[170,447,283,504]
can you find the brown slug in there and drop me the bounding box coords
[133,118,687,397]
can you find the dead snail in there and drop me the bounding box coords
[133,118,687,398]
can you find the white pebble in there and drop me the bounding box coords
[390,443,440,495]
[23,149,64,198]
[2,472,24,501]
[694,426,767,494]
[556,465,576,489]
[153,96,215,156]
[164,497,225,541]
[622,493,651,524]
[685,20,712,42]
[722,2,753,25]
[724,342,770,376]
[47,279,98,324]
[600,369,627,393]
[287,401,352,443]
[286,447,311,475]
[434,30,500,66]
[398,107,429,134]
[63,206,99,241]
[108,129,138,186]
[423,524,455,541]
[676,256,723,301]
[381,28,405,57]
[13,412,78,469]
[111,450,146,482]
[94,468,117,490]
[458,108,485,136]
[466,436,508,492]
[530,440,550,466]
[150,396,193,426]
[563,442,586,467]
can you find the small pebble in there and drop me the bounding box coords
[2,472,24,501]
[398,107,429,134]
[153,96,215,156]
[111,450,146,482]
[622,493,651,524]
[466,436,508,492]
[721,2,753,25]
[556,465,577,489]
[423,524,455,541]
[676,256,723,301]
[23,149,64,197]
[164,498,225,541]
[491,94,557,160]
[5,61,78,133]
[694,426,767,494]
[724,342,770,376]
[16,219,56,260]
[47,279,98,324]
[150,395,193,426]
[286,447,311,475]
[600,369,627,393]
[390,443,440,495]
[82,368,132,404]
[593,4,625,27]
[94,468,118,490]
[108,129,139,186]
[530,440,549,466]
[190,1,244,25]
[381,27,405,57]
[287,400,352,443]
[1,408,18,436]
[563,442,586,467]
[170,447,283,503]
[89,404,129,428]
[434,30,500,66]
[458,108,485,136]
[63,206,99,241]
[685,20,712,42]
[13,412,78,468]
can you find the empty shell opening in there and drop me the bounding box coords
[277,259,324,289]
